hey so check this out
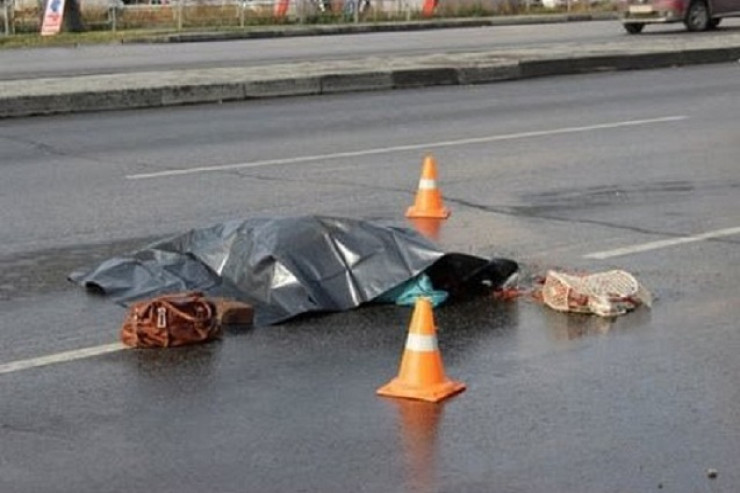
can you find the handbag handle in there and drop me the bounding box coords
[156,294,214,323]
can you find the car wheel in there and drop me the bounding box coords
[707,17,721,29]
[623,23,644,34]
[685,0,710,31]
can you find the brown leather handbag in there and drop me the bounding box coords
[120,292,221,348]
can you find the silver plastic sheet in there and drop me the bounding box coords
[69,216,447,326]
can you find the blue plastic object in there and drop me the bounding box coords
[376,274,448,307]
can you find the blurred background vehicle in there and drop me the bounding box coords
[618,0,740,33]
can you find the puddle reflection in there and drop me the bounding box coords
[543,310,613,340]
[542,306,653,341]
[391,398,447,493]
[407,218,444,242]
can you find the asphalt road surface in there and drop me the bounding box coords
[1,18,740,80]
[1,63,739,492]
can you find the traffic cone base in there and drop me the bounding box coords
[406,204,450,220]
[377,376,465,403]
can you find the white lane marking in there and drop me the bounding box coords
[405,333,438,352]
[0,343,127,375]
[584,226,740,260]
[127,116,687,180]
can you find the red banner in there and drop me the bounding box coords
[40,0,66,36]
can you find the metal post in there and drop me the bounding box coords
[110,0,117,32]
[239,0,245,27]
[177,0,183,31]
[2,0,9,36]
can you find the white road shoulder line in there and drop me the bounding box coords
[0,343,127,375]
[584,226,740,260]
[127,116,687,180]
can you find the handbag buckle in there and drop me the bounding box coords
[156,306,167,329]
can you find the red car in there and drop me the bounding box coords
[619,0,740,33]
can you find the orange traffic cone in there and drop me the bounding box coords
[377,297,466,402]
[406,155,450,219]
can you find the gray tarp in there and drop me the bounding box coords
[69,216,447,326]
[70,215,519,326]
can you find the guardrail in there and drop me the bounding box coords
[2,0,609,34]
[1,0,14,35]
[6,0,414,32]
[114,0,420,29]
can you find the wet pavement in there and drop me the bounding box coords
[2,250,738,492]
[1,65,740,492]
[2,196,739,492]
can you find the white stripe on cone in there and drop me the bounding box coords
[418,178,437,190]
[405,333,438,352]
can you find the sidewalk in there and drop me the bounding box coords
[1,19,740,118]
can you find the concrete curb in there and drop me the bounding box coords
[1,44,739,118]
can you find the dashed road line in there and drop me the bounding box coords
[127,116,688,180]
[584,226,740,259]
[0,343,127,375]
